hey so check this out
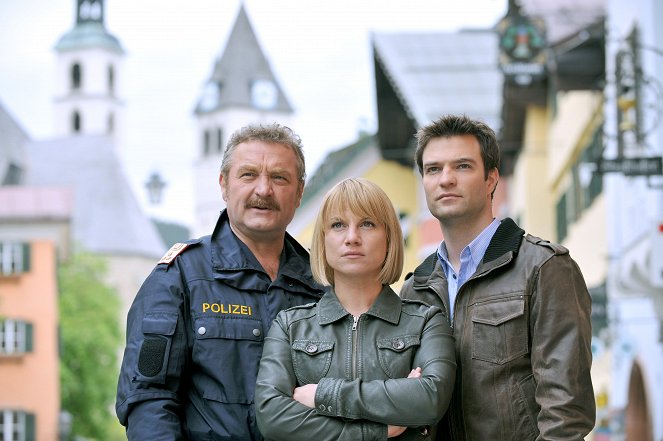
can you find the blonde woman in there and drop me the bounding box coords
[255,178,455,440]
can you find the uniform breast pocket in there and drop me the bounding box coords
[471,294,528,365]
[193,316,264,404]
[291,340,334,385]
[377,335,421,378]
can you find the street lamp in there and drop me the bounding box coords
[145,171,166,204]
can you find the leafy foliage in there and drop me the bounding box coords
[58,252,123,441]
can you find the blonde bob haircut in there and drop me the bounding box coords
[310,178,404,286]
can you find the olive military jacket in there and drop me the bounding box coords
[116,210,324,441]
[255,286,456,441]
[400,218,595,441]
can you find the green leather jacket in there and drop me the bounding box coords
[255,286,456,441]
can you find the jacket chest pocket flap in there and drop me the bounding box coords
[471,295,528,365]
[193,316,264,341]
[377,335,421,378]
[292,340,334,385]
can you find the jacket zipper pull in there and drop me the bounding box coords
[352,315,359,331]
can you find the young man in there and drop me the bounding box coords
[116,123,324,440]
[400,114,595,440]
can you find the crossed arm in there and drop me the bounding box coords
[254,309,456,441]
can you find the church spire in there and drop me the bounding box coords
[195,3,293,114]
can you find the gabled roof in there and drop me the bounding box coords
[300,134,378,207]
[24,135,165,258]
[372,30,503,166]
[195,4,293,114]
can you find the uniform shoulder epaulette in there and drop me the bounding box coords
[158,239,201,265]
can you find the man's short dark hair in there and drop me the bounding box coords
[414,114,500,178]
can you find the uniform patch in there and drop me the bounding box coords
[158,243,189,265]
[138,336,167,377]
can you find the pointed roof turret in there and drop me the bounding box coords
[55,0,124,54]
[195,4,293,114]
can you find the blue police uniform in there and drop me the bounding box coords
[116,210,324,440]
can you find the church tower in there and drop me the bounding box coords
[53,0,125,138]
[192,4,294,237]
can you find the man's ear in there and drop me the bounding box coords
[295,181,304,208]
[487,167,499,196]
[219,174,228,202]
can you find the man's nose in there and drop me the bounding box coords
[254,174,273,195]
[438,167,456,186]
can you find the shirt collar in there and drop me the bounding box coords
[437,218,501,273]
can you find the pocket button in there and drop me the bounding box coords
[392,339,405,350]
[305,343,318,353]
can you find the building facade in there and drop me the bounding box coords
[603,0,663,439]
[0,187,72,441]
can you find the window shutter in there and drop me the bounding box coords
[25,412,36,441]
[25,322,34,353]
[22,243,31,272]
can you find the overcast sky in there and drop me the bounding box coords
[0,0,506,226]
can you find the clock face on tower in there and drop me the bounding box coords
[251,79,278,110]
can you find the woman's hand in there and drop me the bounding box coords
[293,383,318,408]
[387,367,422,438]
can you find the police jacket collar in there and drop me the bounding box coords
[210,210,321,295]
[317,285,402,325]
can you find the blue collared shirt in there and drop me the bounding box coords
[437,218,501,320]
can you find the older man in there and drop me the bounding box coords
[116,123,324,440]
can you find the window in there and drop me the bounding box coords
[217,128,223,153]
[203,130,211,156]
[0,409,35,441]
[108,64,115,95]
[2,163,24,185]
[71,63,82,90]
[556,127,604,243]
[556,192,568,243]
[0,243,30,276]
[72,111,81,133]
[0,320,33,355]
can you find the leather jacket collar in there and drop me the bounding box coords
[317,285,402,325]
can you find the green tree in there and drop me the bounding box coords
[59,251,123,441]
